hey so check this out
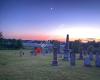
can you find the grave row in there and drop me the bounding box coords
[52,47,100,67]
[51,34,100,67]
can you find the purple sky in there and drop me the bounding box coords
[0,0,100,41]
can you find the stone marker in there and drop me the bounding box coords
[70,52,76,66]
[52,41,58,66]
[79,51,84,60]
[42,47,46,56]
[89,52,93,60]
[95,53,100,67]
[63,34,71,61]
[84,56,92,67]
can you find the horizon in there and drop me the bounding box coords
[0,0,100,41]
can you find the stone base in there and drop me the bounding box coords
[52,60,58,66]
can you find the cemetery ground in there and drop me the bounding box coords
[0,50,100,80]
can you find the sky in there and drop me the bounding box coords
[0,0,100,41]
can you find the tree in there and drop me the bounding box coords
[0,32,4,49]
[0,32,3,39]
[16,39,23,49]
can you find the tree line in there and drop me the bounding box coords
[0,32,100,52]
[0,32,23,50]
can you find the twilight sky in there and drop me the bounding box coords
[0,0,100,41]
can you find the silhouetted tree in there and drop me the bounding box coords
[0,32,3,39]
[16,39,23,49]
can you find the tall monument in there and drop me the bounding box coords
[63,34,71,61]
[52,41,58,66]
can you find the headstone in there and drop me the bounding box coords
[45,47,49,54]
[70,52,76,66]
[41,42,49,55]
[84,56,92,67]
[63,34,71,61]
[95,53,100,67]
[63,49,70,61]
[48,46,53,54]
[42,47,46,56]
[52,41,58,66]
[89,52,93,60]
[78,51,84,60]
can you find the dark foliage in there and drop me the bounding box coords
[0,39,23,50]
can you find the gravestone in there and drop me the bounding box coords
[95,53,100,67]
[88,52,93,60]
[45,47,49,54]
[42,47,46,56]
[84,56,92,67]
[41,42,46,56]
[48,46,53,54]
[70,52,76,66]
[57,42,60,54]
[63,49,71,61]
[63,34,71,61]
[59,45,64,58]
[79,51,84,60]
[52,41,58,66]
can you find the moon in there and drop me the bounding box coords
[50,8,54,10]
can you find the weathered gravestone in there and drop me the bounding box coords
[70,52,76,66]
[84,56,92,67]
[63,34,71,61]
[41,42,46,56]
[57,42,60,54]
[42,47,47,56]
[59,45,64,58]
[95,53,100,67]
[78,51,84,60]
[52,41,58,66]
[89,52,93,60]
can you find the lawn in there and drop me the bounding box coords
[0,50,100,80]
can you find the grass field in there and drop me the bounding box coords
[0,50,100,80]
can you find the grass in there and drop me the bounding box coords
[0,50,100,80]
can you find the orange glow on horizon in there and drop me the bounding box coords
[4,32,100,42]
[4,34,100,42]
